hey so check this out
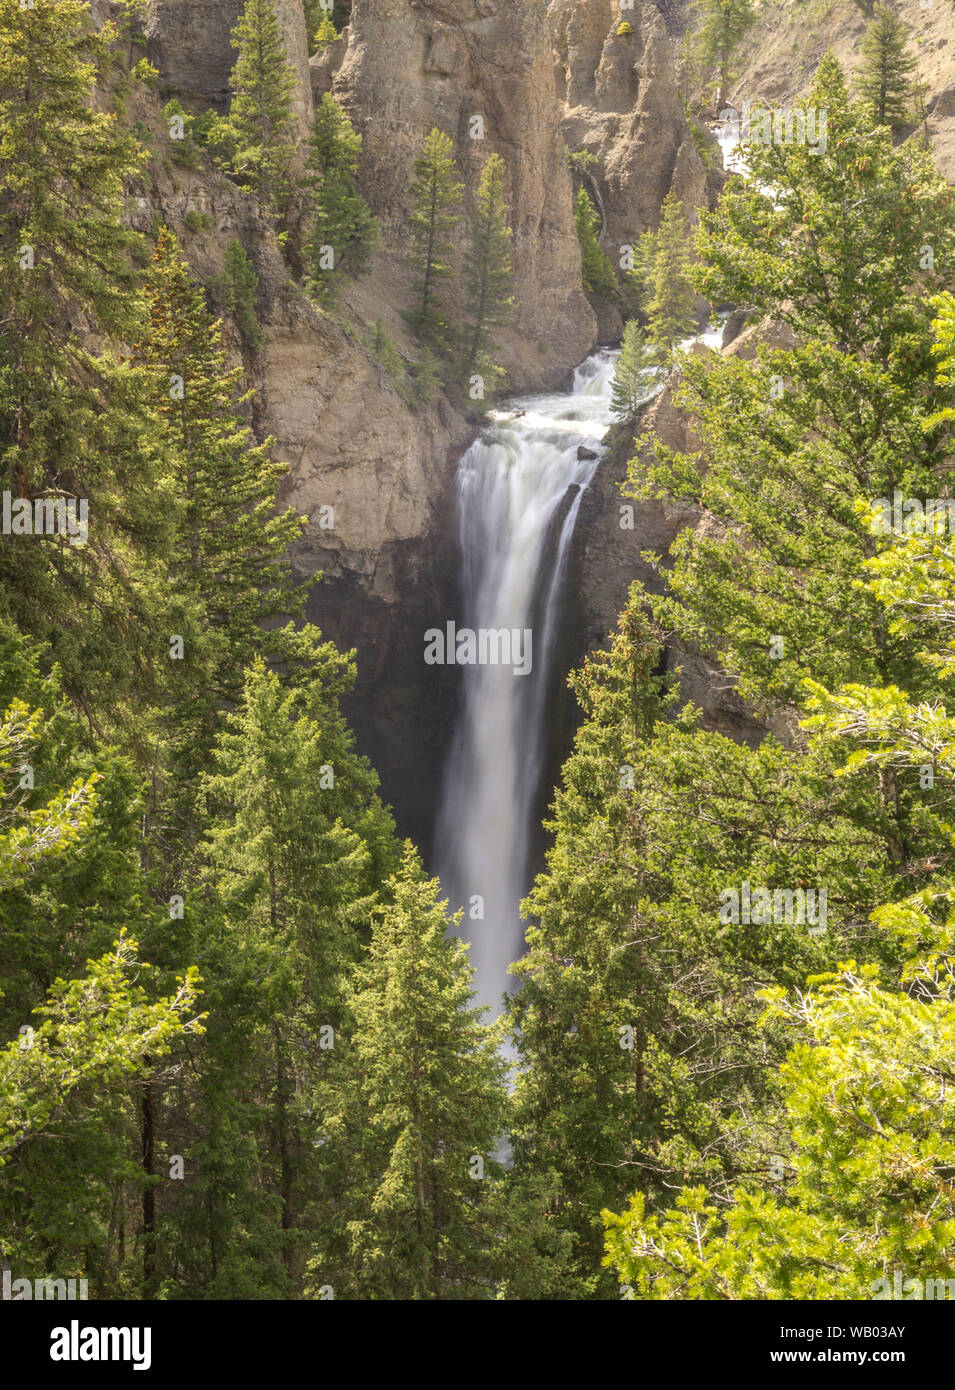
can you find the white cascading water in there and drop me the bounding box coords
[435,349,620,1021]
[437,323,727,1025]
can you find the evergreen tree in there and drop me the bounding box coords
[411,346,443,406]
[628,193,698,361]
[508,58,955,1300]
[0,626,161,1040]
[316,844,507,1300]
[314,12,339,46]
[137,230,309,778]
[462,153,514,390]
[158,657,396,1296]
[214,239,263,350]
[611,319,658,417]
[406,128,464,350]
[573,187,618,300]
[304,0,347,52]
[507,585,877,1296]
[0,686,202,1291]
[927,290,955,428]
[645,56,955,706]
[605,960,955,1298]
[688,0,757,113]
[606,517,955,1300]
[0,933,202,1283]
[224,0,297,215]
[302,94,378,303]
[194,660,373,1291]
[370,318,406,386]
[0,0,144,353]
[856,4,918,133]
[0,0,173,730]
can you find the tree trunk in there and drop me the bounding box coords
[141,1078,156,1298]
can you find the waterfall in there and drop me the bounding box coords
[435,349,619,1021]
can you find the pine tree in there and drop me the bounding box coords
[224,0,297,215]
[573,187,618,299]
[0,933,201,1283]
[137,230,309,756]
[371,318,406,385]
[688,0,757,113]
[314,12,339,46]
[856,4,918,133]
[605,955,955,1298]
[927,290,955,427]
[659,54,955,707]
[412,346,443,406]
[214,240,263,350]
[462,153,514,390]
[302,94,378,302]
[628,193,698,361]
[509,57,955,1300]
[316,844,507,1299]
[0,683,202,1292]
[303,0,343,53]
[0,0,174,730]
[157,655,396,1296]
[0,626,161,1042]
[406,128,464,350]
[606,520,955,1299]
[611,319,658,417]
[0,0,144,358]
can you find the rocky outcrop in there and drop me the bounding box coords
[330,0,597,389]
[128,0,733,847]
[145,0,314,139]
[309,27,349,99]
[721,0,955,182]
[131,85,470,850]
[550,0,722,263]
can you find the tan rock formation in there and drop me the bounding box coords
[550,0,722,261]
[145,0,314,139]
[330,0,597,388]
[715,0,955,182]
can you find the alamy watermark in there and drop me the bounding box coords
[2,491,88,546]
[2,1269,88,1300]
[869,492,955,537]
[718,882,827,935]
[719,101,828,156]
[871,1270,955,1300]
[50,1321,151,1371]
[424,622,533,677]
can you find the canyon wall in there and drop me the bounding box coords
[146,0,314,137]
[549,0,722,333]
[714,0,955,180]
[133,0,720,848]
[329,0,598,389]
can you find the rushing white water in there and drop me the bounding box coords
[713,116,782,204]
[435,349,620,1019]
[714,118,749,177]
[436,319,728,1024]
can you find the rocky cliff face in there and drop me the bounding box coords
[719,0,955,181]
[147,0,604,389]
[132,0,724,849]
[146,0,314,138]
[549,0,722,281]
[329,0,597,389]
